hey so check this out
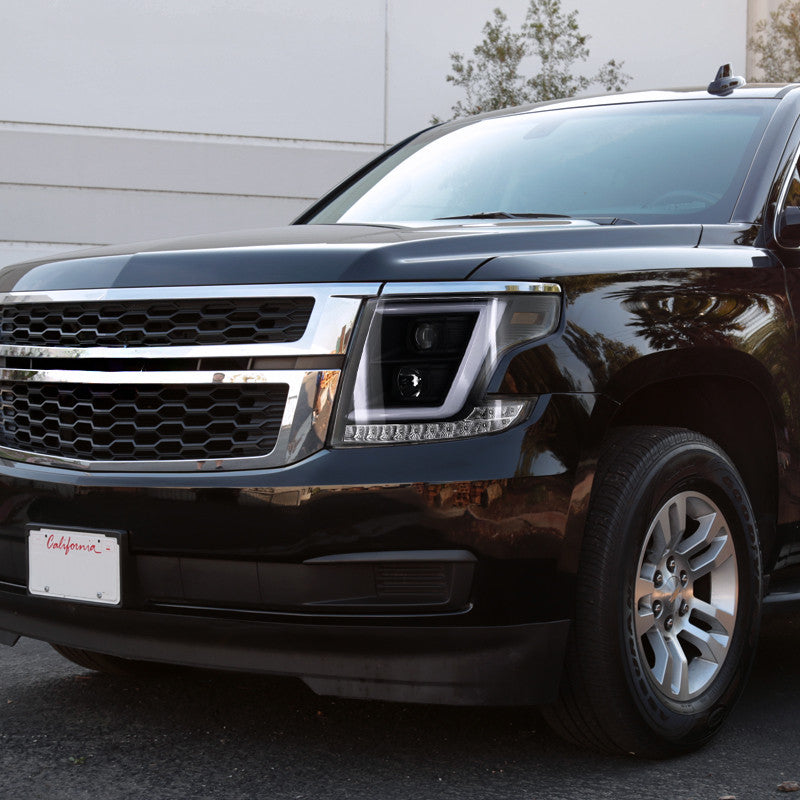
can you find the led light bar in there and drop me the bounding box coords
[342,400,530,444]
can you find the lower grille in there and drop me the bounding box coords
[375,565,451,602]
[0,382,288,461]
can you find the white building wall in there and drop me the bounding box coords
[0,121,380,261]
[0,0,754,268]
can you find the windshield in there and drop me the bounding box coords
[306,99,776,226]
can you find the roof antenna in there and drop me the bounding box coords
[708,64,746,96]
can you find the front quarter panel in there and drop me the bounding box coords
[476,248,798,532]
[477,247,789,397]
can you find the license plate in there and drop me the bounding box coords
[28,527,121,606]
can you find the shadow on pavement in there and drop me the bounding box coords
[1,609,799,800]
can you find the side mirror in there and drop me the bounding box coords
[778,206,800,247]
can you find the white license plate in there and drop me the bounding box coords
[28,527,121,606]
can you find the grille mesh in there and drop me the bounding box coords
[0,382,288,461]
[375,566,450,601]
[0,298,314,348]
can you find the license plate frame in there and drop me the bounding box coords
[27,525,123,606]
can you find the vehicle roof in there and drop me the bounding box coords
[441,84,800,129]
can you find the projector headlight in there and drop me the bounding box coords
[331,282,560,445]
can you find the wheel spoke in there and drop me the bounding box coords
[635,606,655,639]
[679,620,729,664]
[689,531,735,580]
[650,630,689,699]
[648,628,670,684]
[635,574,654,603]
[667,637,691,700]
[675,511,722,558]
[665,494,687,552]
[650,506,670,557]
[691,597,736,638]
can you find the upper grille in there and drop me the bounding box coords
[0,382,288,461]
[0,297,315,348]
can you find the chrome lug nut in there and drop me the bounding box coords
[654,571,663,587]
[664,615,674,631]
[679,601,689,616]
[680,570,688,586]
[652,600,663,616]
[666,557,676,572]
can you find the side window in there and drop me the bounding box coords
[785,162,800,207]
[777,156,800,248]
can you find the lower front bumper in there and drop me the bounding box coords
[0,589,569,705]
[0,397,593,704]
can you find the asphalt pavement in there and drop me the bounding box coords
[0,611,798,800]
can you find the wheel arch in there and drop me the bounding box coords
[603,365,782,568]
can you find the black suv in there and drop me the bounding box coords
[0,67,797,756]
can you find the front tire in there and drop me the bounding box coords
[544,427,762,756]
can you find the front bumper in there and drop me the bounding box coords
[0,395,593,705]
[0,589,569,704]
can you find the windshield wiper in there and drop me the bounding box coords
[584,216,639,226]
[434,211,572,220]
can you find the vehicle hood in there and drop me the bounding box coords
[0,222,705,292]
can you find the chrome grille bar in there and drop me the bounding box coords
[0,284,380,359]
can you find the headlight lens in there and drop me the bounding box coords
[331,286,560,446]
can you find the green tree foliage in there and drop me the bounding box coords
[749,0,800,81]
[436,0,630,121]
